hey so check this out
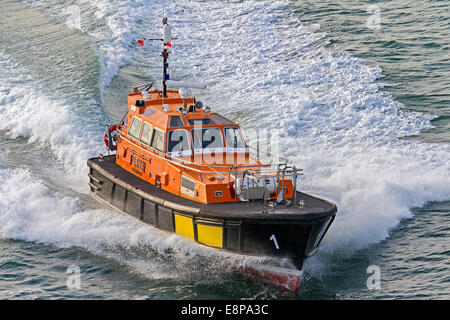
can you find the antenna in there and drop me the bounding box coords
[136,11,206,100]
[162,0,165,20]
[136,17,173,99]
[162,17,172,98]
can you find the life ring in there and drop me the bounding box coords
[104,124,119,150]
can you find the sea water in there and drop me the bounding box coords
[0,0,448,299]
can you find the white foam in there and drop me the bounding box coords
[0,168,270,280]
[74,0,450,252]
[11,0,450,272]
[0,52,105,190]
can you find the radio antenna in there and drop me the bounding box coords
[162,0,165,19]
[136,17,172,99]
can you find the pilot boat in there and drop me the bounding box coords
[87,18,337,292]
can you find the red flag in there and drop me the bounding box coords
[137,39,144,46]
[167,42,172,48]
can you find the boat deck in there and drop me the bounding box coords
[88,155,336,221]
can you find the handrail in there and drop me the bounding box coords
[118,131,288,176]
[247,145,289,165]
[115,129,304,208]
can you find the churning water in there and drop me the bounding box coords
[0,0,449,299]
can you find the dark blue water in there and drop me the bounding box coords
[0,0,449,299]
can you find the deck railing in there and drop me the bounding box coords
[116,130,304,205]
[118,130,290,175]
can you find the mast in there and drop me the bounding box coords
[162,17,172,98]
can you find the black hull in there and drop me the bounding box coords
[87,155,336,270]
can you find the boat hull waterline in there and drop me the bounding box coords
[87,155,336,292]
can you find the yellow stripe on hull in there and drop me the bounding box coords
[197,224,223,248]
[174,213,194,239]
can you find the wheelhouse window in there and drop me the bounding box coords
[224,127,245,149]
[140,122,153,145]
[128,117,142,140]
[169,115,185,127]
[191,127,223,151]
[167,129,191,156]
[150,128,165,152]
[188,118,216,126]
[210,113,234,124]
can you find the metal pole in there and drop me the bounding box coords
[256,130,259,160]
[293,166,297,206]
[234,166,237,202]
[162,17,169,98]
[162,48,168,98]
